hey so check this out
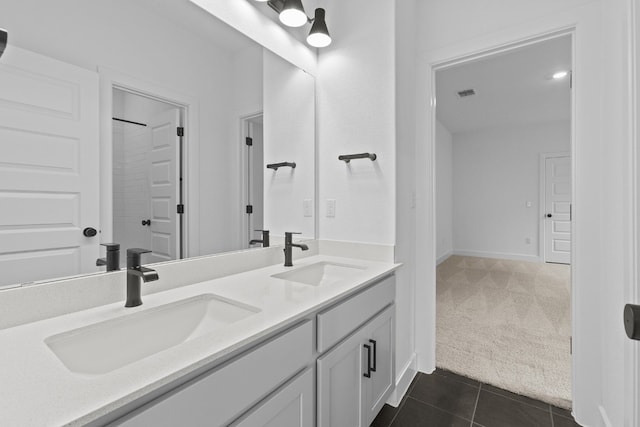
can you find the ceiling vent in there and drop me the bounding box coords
[457,89,476,98]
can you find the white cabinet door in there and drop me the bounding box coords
[363,306,395,426]
[231,368,314,427]
[317,304,396,427]
[317,328,366,427]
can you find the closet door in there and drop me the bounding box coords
[0,46,99,287]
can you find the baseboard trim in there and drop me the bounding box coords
[453,250,541,263]
[436,251,453,265]
[599,405,613,427]
[386,354,417,407]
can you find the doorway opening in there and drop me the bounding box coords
[111,88,185,264]
[241,113,265,249]
[434,34,574,409]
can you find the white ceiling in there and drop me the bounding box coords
[136,0,257,53]
[436,35,571,134]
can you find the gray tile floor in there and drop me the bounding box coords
[371,369,581,427]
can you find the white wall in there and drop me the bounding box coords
[393,0,419,403]
[317,0,396,246]
[452,121,570,261]
[436,121,453,262]
[263,50,316,240]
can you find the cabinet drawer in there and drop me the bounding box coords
[114,321,313,427]
[230,367,314,427]
[317,275,394,353]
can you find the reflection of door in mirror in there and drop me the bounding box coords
[0,47,99,288]
[245,115,265,247]
[112,89,184,265]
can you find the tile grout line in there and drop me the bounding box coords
[549,404,555,427]
[385,374,419,427]
[482,386,552,412]
[470,383,482,426]
[405,396,476,425]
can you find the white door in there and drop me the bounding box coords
[0,47,99,287]
[544,156,571,264]
[148,109,181,263]
[247,117,264,246]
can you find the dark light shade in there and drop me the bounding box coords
[307,8,331,48]
[279,0,307,27]
[0,29,7,59]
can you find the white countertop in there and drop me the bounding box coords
[0,254,400,427]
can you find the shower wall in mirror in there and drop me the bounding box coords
[0,0,316,288]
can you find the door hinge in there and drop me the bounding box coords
[177,127,184,137]
[570,336,572,355]
[177,204,184,214]
[245,136,253,146]
[246,205,253,214]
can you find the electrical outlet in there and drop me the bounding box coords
[526,201,532,208]
[303,199,313,217]
[326,199,336,218]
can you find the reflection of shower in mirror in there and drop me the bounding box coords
[0,29,7,59]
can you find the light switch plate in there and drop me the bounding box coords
[326,199,336,218]
[303,199,313,217]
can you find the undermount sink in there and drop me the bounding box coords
[271,262,366,286]
[45,294,260,375]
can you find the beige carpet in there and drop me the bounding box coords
[436,255,572,409]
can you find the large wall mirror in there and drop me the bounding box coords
[0,0,316,288]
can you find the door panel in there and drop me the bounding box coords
[364,306,395,426]
[0,47,99,287]
[231,368,314,427]
[544,156,571,264]
[317,329,365,427]
[149,109,180,263]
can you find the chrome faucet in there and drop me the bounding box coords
[125,248,159,307]
[249,229,270,247]
[96,243,120,272]
[284,232,309,267]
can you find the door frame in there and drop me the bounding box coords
[627,0,639,425]
[239,111,264,249]
[423,26,580,412]
[539,152,571,263]
[98,67,199,259]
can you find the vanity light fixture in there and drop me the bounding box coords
[259,0,332,48]
[0,28,7,59]
[307,8,331,48]
[279,0,307,27]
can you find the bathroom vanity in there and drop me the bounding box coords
[0,247,400,427]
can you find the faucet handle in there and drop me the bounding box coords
[101,243,120,251]
[126,248,152,268]
[127,248,152,255]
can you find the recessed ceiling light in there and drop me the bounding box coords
[552,71,569,80]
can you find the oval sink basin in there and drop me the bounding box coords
[45,294,260,375]
[271,262,366,286]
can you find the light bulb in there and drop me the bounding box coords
[279,0,307,27]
